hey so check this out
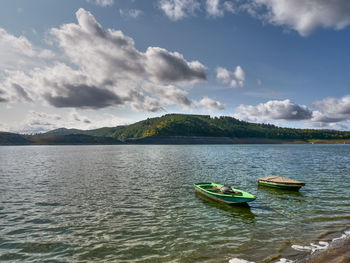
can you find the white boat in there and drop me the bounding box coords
[257,176,305,190]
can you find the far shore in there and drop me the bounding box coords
[1,134,350,145]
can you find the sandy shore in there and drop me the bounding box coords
[296,236,350,263]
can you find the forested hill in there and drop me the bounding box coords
[102,114,350,141]
[32,114,350,142]
[1,114,350,145]
[0,132,32,145]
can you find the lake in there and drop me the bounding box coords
[0,145,350,262]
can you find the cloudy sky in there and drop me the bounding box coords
[1,0,350,133]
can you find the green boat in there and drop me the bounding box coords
[194,182,256,205]
[257,176,305,190]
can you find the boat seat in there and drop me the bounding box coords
[206,186,220,191]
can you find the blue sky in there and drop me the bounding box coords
[1,0,350,133]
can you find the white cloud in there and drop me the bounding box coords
[0,28,54,71]
[206,0,236,16]
[234,99,313,122]
[0,8,222,113]
[158,0,350,36]
[311,95,350,123]
[234,96,350,130]
[145,47,206,83]
[223,1,237,13]
[159,0,201,21]
[3,62,165,111]
[8,110,133,134]
[206,0,224,17]
[49,8,206,85]
[14,111,63,134]
[87,0,114,7]
[196,97,224,110]
[69,109,90,123]
[119,9,143,19]
[0,28,55,103]
[216,66,245,88]
[248,0,350,36]
[143,83,191,109]
[159,0,237,19]
[0,70,39,103]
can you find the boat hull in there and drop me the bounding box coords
[257,180,304,190]
[194,183,256,205]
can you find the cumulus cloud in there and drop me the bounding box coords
[234,96,350,129]
[196,97,225,110]
[206,0,224,17]
[234,99,313,122]
[1,8,220,112]
[158,0,350,36]
[0,89,7,102]
[223,1,237,13]
[87,0,114,7]
[2,62,165,111]
[159,0,201,20]
[119,9,143,19]
[7,110,132,134]
[0,28,54,104]
[145,47,206,82]
[44,84,123,109]
[0,71,37,103]
[0,28,54,70]
[16,111,63,134]
[69,109,91,124]
[311,95,350,123]
[143,83,191,108]
[216,66,245,88]
[12,83,32,102]
[49,8,206,84]
[245,0,350,36]
[159,0,238,19]
[205,0,236,17]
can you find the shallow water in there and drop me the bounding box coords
[0,145,349,262]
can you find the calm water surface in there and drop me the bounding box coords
[0,145,350,262]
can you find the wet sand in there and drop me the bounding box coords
[297,236,350,263]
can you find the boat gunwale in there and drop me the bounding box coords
[195,188,255,205]
[257,179,305,186]
[194,182,256,200]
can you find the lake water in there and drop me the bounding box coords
[0,145,350,262]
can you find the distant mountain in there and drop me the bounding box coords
[0,132,31,145]
[38,128,85,136]
[36,126,124,138]
[1,114,350,145]
[0,131,123,145]
[30,134,123,145]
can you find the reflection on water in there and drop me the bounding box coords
[194,192,255,222]
[0,145,349,262]
[257,185,305,197]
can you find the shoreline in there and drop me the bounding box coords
[229,231,350,263]
[296,234,350,263]
[1,135,350,146]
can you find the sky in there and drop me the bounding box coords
[0,0,350,133]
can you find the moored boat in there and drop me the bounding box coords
[257,176,305,190]
[194,182,256,205]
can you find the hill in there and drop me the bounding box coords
[88,114,350,142]
[34,114,350,143]
[0,132,31,145]
[30,134,124,145]
[0,132,123,145]
[1,114,350,145]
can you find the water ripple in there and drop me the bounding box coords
[0,145,349,262]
